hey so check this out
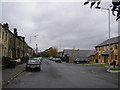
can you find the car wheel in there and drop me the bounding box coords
[37,67,41,71]
[26,67,29,71]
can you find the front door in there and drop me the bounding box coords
[104,56,108,63]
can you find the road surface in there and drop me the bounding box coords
[4,58,118,88]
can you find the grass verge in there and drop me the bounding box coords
[82,63,108,65]
[110,68,120,71]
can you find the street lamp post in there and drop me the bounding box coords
[30,35,37,46]
[95,6,111,72]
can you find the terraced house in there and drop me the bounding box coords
[0,23,2,56]
[0,23,34,59]
[93,36,120,66]
[0,23,9,57]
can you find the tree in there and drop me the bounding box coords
[84,0,120,21]
[43,47,58,57]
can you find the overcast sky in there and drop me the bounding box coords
[1,0,118,51]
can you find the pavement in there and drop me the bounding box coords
[2,63,26,88]
[104,65,120,73]
[76,62,120,73]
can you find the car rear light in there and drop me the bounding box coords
[26,63,31,64]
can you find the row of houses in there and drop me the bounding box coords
[0,23,34,59]
[62,36,120,66]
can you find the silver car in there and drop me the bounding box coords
[55,58,61,63]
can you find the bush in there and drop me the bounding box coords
[7,60,16,68]
[20,57,29,64]
[2,57,11,69]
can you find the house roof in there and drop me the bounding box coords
[102,50,113,56]
[1,23,30,48]
[95,36,120,48]
[90,51,98,56]
[63,49,95,58]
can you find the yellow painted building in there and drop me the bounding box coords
[118,42,120,66]
[94,36,120,65]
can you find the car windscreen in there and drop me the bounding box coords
[28,59,38,63]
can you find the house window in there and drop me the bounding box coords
[9,34,11,39]
[115,45,118,49]
[0,29,1,38]
[2,32,4,39]
[99,55,101,59]
[96,48,97,51]
[102,47,104,51]
[110,47,112,50]
[110,45,113,50]
[115,55,118,60]
[99,47,100,51]
[106,46,108,50]
[6,32,7,41]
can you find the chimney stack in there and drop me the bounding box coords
[22,37,25,41]
[3,22,9,30]
[14,28,18,36]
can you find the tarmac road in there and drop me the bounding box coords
[4,58,118,88]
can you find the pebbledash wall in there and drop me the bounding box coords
[0,23,34,59]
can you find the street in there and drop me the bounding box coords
[4,58,118,88]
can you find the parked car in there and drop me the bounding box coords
[49,57,53,60]
[39,57,43,62]
[55,58,61,63]
[33,57,42,63]
[26,59,41,71]
[74,59,89,64]
[52,58,56,61]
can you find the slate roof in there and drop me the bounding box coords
[102,50,113,56]
[63,49,95,58]
[95,36,120,48]
[90,51,98,56]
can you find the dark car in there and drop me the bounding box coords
[26,59,41,71]
[74,59,89,64]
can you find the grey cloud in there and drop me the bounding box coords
[2,2,118,51]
